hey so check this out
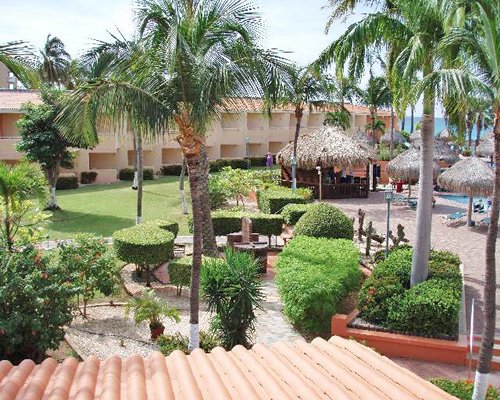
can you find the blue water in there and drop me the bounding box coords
[401,117,489,139]
[439,194,486,205]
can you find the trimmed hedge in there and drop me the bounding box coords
[276,236,361,333]
[145,219,179,238]
[188,211,284,236]
[294,203,354,240]
[358,247,462,338]
[56,176,78,190]
[257,188,308,214]
[112,224,175,265]
[209,159,249,172]
[280,203,312,225]
[118,168,154,181]
[160,164,183,176]
[169,257,191,295]
[80,171,97,184]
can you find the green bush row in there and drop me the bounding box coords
[169,256,191,295]
[157,331,221,355]
[276,236,361,334]
[118,168,154,181]
[209,158,249,172]
[160,164,183,176]
[113,224,175,266]
[56,176,79,190]
[257,188,311,214]
[80,171,98,184]
[357,247,462,338]
[280,203,313,225]
[294,203,354,240]
[189,211,284,236]
[145,219,179,238]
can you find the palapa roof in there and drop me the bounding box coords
[0,336,455,400]
[411,139,460,165]
[438,157,494,196]
[409,129,421,142]
[352,128,376,148]
[386,148,441,180]
[437,128,452,142]
[476,131,494,157]
[380,130,406,145]
[277,126,374,170]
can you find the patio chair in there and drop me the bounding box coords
[478,217,491,227]
[441,212,466,227]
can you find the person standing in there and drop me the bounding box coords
[266,152,273,168]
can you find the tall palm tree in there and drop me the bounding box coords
[39,35,71,87]
[58,0,288,350]
[0,162,47,251]
[430,0,499,396]
[324,109,351,130]
[319,0,451,286]
[280,65,331,191]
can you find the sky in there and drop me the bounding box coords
[0,0,427,116]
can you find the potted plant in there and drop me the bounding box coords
[125,289,180,340]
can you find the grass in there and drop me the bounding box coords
[45,176,192,240]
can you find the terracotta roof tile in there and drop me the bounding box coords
[0,337,457,399]
[0,90,42,111]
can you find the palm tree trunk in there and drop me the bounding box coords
[467,111,473,149]
[472,108,499,400]
[410,106,414,133]
[401,115,405,131]
[132,133,139,190]
[371,108,376,139]
[292,105,303,192]
[186,153,202,350]
[4,196,12,251]
[410,61,434,287]
[136,134,143,224]
[179,157,188,215]
[199,144,218,257]
[390,105,394,159]
[46,162,61,210]
[467,193,473,227]
[475,113,483,149]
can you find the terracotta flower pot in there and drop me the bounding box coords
[150,324,165,340]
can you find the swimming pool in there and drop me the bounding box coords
[439,194,486,205]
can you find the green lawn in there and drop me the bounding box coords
[45,176,192,240]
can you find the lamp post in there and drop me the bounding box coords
[385,183,393,258]
[316,166,322,201]
[291,155,297,192]
[245,136,250,170]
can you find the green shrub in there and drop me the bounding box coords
[280,203,312,225]
[209,210,242,236]
[118,168,154,181]
[208,175,230,210]
[249,156,267,167]
[294,203,354,240]
[0,246,73,364]
[169,257,191,295]
[80,171,97,184]
[209,159,249,172]
[386,279,461,338]
[56,176,78,190]
[357,275,405,324]
[276,236,361,334]
[157,331,221,355]
[145,219,179,238]
[113,224,175,266]
[295,187,314,201]
[160,164,183,176]
[201,249,263,349]
[257,188,308,214]
[430,379,500,400]
[371,247,413,287]
[247,213,284,236]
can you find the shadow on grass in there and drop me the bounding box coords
[46,210,135,239]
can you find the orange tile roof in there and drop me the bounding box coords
[0,90,42,111]
[0,336,456,399]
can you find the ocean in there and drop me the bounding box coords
[401,116,489,140]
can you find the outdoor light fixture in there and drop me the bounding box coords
[316,166,322,201]
[385,183,393,258]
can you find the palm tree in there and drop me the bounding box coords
[0,162,47,251]
[280,65,331,191]
[0,41,40,88]
[324,109,351,130]
[58,0,287,350]
[319,0,452,286]
[39,35,71,87]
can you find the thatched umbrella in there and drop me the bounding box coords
[437,157,494,225]
[277,126,373,169]
[437,128,452,142]
[386,148,441,197]
[409,129,421,142]
[352,128,375,148]
[412,139,460,165]
[476,131,493,157]
[380,130,406,146]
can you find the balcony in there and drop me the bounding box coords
[0,137,21,160]
[89,134,119,153]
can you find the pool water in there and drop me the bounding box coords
[439,194,486,205]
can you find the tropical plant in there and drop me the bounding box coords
[355,75,391,138]
[0,41,40,88]
[125,289,180,339]
[57,234,116,318]
[16,88,77,210]
[58,0,288,350]
[324,108,351,130]
[0,162,48,250]
[38,35,71,87]
[200,249,263,349]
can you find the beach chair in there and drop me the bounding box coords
[441,212,466,227]
[478,217,491,227]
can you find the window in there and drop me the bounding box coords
[8,83,14,90]
[8,71,14,78]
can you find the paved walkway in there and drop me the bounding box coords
[327,191,500,336]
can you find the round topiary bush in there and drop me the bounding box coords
[293,203,354,240]
[145,219,180,238]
